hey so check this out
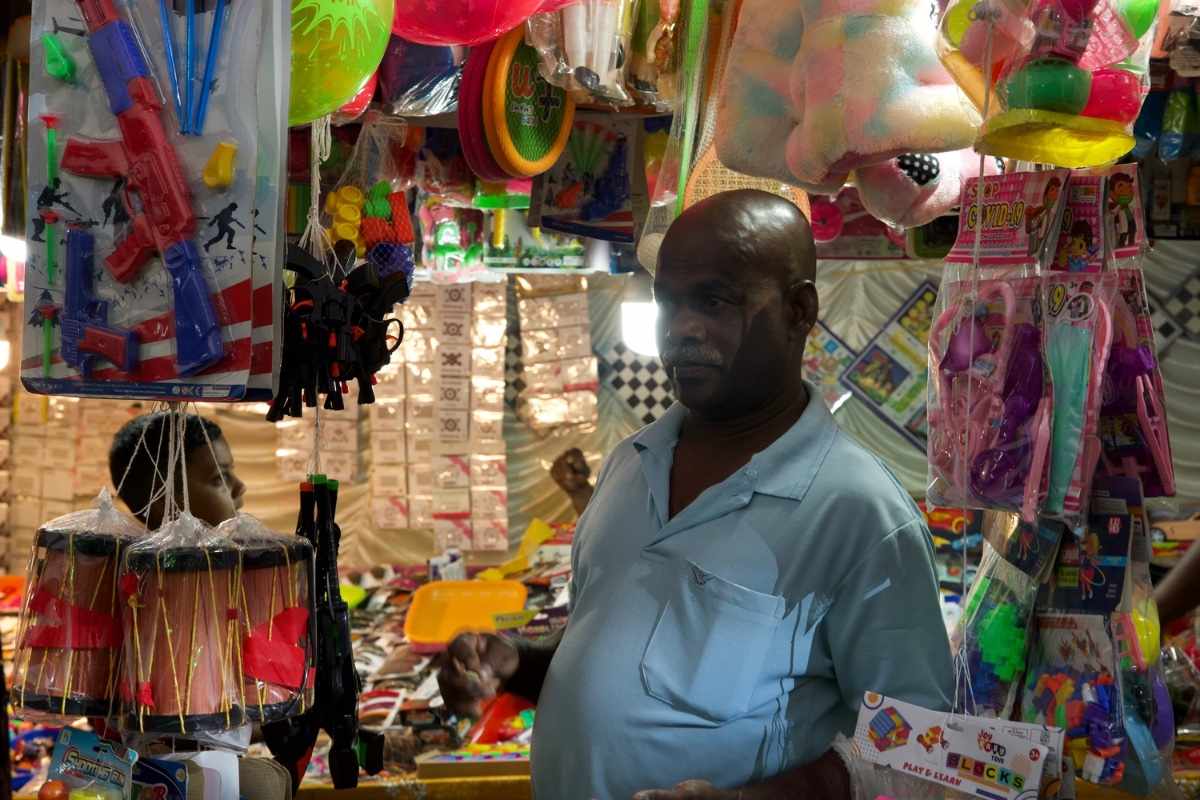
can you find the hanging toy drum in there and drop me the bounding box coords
[13,523,135,718]
[122,533,245,734]
[235,534,315,723]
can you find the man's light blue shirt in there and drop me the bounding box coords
[531,384,954,799]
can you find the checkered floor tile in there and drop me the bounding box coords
[1162,271,1200,340]
[1146,292,1182,356]
[599,343,675,425]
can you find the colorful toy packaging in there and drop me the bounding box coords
[928,171,1069,520]
[952,543,1041,718]
[938,0,1162,166]
[45,728,137,799]
[23,0,287,400]
[1022,477,1174,795]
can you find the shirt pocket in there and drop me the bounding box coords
[640,558,785,724]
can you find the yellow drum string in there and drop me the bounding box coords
[155,558,187,733]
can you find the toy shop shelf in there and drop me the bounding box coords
[374,108,669,130]
[297,775,530,799]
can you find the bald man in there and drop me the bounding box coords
[437,191,953,799]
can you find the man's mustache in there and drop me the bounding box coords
[662,344,723,368]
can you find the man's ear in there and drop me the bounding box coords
[786,280,819,339]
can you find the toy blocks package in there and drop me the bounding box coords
[952,543,1039,718]
[23,0,288,400]
[1021,477,1175,795]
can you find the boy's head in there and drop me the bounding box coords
[108,412,247,528]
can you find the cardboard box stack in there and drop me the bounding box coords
[515,277,599,430]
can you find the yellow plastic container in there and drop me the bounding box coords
[405,580,528,652]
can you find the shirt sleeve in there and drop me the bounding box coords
[823,517,954,714]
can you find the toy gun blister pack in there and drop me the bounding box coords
[63,0,222,376]
[23,0,279,399]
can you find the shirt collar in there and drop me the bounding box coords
[630,381,838,502]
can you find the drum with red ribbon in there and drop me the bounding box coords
[121,528,245,735]
[13,524,136,719]
[236,536,315,723]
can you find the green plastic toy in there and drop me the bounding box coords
[978,602,1028,682]
[42,33,77,84]
[364,181,392,220]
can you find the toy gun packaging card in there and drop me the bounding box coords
[22,0,287,400]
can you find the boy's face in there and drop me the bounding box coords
[185,437,246,526]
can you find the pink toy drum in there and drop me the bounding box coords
[236,537,315,723]
[122,543,245,734]
[13,528,131,718]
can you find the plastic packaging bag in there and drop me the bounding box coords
[628,0,682,108]
[526,0,641,106]
[217,514,315,724]
[1098,267,1175,498]
[378,35,464,117]
[980,510,1067,584]
[952,543,1039,717]
[927,272,1052,518]
[12,490,143,721]
[939,0,1162,166]
[323,113,412,259]
[927,172,1069,520]
[1042,271,1116,524]
[121,513,244,734]
[1022,476,1175,795]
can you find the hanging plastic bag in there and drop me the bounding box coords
[939,0,1162,167]
[526,0,640,106]
[1042,270,1117,525]
[952,543,1040,718]
[322,112,412,259]
[1098,266,1175,499]
[1021,476,1175,795]
[928,179,1064,521]
[12,490,143,721]
[378,35,464,117]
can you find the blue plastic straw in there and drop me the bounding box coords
[185,0,196,135]
[158,0,184,127]
[192,0,226,134]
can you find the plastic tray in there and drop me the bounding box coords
[404,580,528,652]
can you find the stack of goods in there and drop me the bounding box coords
[9,395,80,569]
[431,283,510,553]
[286,520,575,783]
[368,352,411,531]
[515,277,599,430]
[276,407,362,485]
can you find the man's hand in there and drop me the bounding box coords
[435,633,520,718]
[550,448,592,494]
[633,780,738,800]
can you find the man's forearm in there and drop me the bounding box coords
[1155,542,1200,625]
[503,627,565,704]
[739,750,851,800]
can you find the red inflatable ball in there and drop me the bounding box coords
[391,0,546,46]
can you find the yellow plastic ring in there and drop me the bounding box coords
[979,109,1133,167]
[483,26,575,178]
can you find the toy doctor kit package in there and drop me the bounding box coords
[22,0,287,400]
